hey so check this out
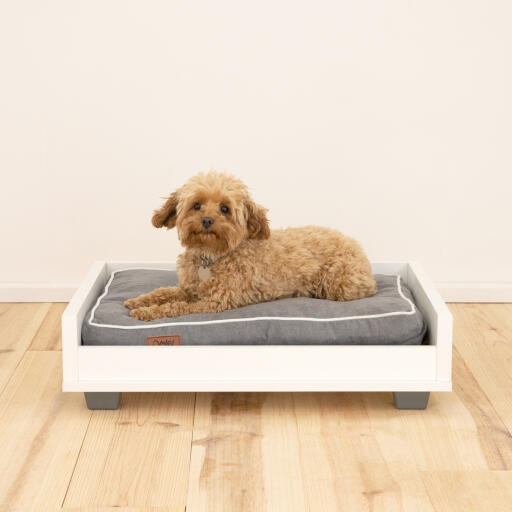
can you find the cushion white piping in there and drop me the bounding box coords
[88,268,416,330]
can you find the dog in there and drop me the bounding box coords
[124,171,377,320]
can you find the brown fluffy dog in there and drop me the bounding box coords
[125,171,377,320]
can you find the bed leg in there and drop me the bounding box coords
[393,392,430,410]
[84,392,121,410]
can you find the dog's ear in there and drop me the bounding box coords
[152,191,179,229]
[245,200,270,240]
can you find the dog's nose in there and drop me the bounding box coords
[202,217,214,229]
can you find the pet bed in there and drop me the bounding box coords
[82,269,426,346]
[62,261,452,411]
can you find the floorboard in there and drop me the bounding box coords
[29,303,67,351]
[0,351,92,511]
[0,303,511,511]
[63,392,195,510]
[0,303,50,393]
[449,304,512,433]
[421,470,512,512]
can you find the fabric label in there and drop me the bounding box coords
[146,335,181,346]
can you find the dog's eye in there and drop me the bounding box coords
[193,202,201,210]
[220,205,229,214]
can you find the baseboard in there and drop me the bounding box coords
[0,283,77,302]
[1,281,511,303]
[437,282,512,303]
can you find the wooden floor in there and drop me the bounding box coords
[0,304,511,511]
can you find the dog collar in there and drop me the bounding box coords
[199,255,215,267]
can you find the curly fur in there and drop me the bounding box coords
[125,171,377,320]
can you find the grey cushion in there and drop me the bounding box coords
[82,269,426,346]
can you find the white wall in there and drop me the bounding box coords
[1,1,511,298]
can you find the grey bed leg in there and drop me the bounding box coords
[393,392,430,410]
[84,392,121,410]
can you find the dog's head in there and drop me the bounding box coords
[152,171,270,255]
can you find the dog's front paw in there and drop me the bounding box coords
[124,298,143,310]
[130,306,158,321]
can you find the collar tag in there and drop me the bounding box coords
[198,266,211,281]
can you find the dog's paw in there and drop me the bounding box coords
[123,297,152,309]
[129,307,156,321]
[124,298,143,310]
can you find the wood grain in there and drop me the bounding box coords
[291,392,416,512]
[61,507,181,512]
[0,303,50,393]
[187,392,437,511]
[187,392,267,512]
[63,392,195,510]
[421,470,512,512]
[29,303,68,351]
[363,390,491,471]
[0,303,512,512]
[452,346,512,469]
[449,304,512,432]
[0,351,92,512]
[62,508,178,512]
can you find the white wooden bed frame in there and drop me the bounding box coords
[62,261,452,410]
